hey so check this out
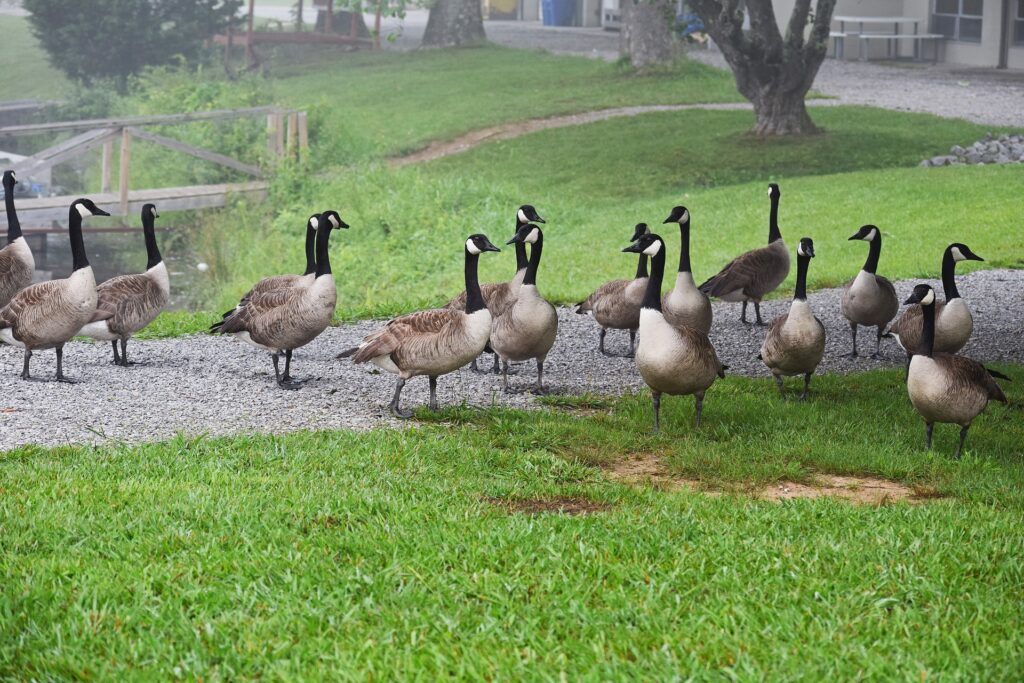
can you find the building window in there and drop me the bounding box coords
[932,0,983,42]
[1015,0,1024,45]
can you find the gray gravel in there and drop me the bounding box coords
[1,269,1020,451]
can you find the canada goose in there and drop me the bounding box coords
[78,204,170,366]
[759,237,825,400]
[840,224,898,359]
[699,183,789,325]
[575,222,649,356]
[888,243,984,357]
[218,213,320,323]
[903,283,1008,458]
[661,206,712,334]
[490,223,558,394]
[0,198,109,382]
[211,210,348,389]
[624,232,725,433]
[0,170,34,308]
[340,234,501,417]
[446,204,545,373]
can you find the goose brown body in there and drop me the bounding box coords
[1,171,33,308]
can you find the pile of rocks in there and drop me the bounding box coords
[921,133,1024,167]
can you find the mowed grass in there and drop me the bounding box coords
[0,16,69,100]
[2,369,1022,678]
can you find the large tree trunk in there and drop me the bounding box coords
[689,0,837,136]
[620,0,677,69]
[422,0,485,47]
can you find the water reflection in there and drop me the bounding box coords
[26,228,202,310]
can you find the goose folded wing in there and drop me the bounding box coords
[217,287,298,334]
[446,281,508,312]
[0,280,64,332]
[759,312,789,363]
[942,354,1008,403]
[352,308,459,363]
[699,252,759,296]
[91,274,155,322]
[578,279,629,312]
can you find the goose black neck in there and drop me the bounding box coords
[68,207,89,271]
[768,194,781,243]
[919,299,936,358]
[314,224,332,277]
[677,218,692,273]
[523,232,543,286]
[862,236,882,274]
[142,214,162,270]
[302,224,317,276]
[635,253,648,279]
[4,185,21,243]
[463,251,485,313]
[941,249,960,300]
[795,254,810,300]
[514,241,528,273]
[642,246,665,311]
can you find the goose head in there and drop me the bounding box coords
[307,214,320,231]
[465,234,500,255]
[662,206,690,225]
[797,237,815,258]
[948,243,983,263]
[320,210,350,230]
[630,222,651,242]
[848,224,880,242]
[507,223,542,245]
[516,205,545,225]
[623,232,664,257]
[767,183,780,200]
[142,203,159,220]
[72,198,110,218]
[904,284,936,307]
[2,170,15,190]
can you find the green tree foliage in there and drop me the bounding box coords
[23,0,243,91]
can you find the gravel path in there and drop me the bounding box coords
[1,269,1020,451]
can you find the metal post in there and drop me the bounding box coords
[118,127,131,216]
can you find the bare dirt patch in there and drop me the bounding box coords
[606,454,931,505]
[485,495,611,516]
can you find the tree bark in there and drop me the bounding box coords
[422,0,485,47]
[689,0,837,136]
[620,0,677,70]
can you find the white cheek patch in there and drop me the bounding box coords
[517,209,528,224]
[309,216,319,230]
[921,289,935,306]
[680,210,689,224]
[525,227,540,244]
[767,187,772,197]
[75,203,92,218]
[951,246,966,262]
[864,228,877,242]
[642,241,662,257]
[328,214,340,228]
[466,238,482,255]
[797,244,806,257]
[150,206,158,217]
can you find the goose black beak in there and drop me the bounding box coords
[622,243,643,253]
[847,233,859,241]
[532,215,546,224]
[93,208,111,217]
[903,294,920,305]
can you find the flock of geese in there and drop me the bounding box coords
[0,170,1009,457]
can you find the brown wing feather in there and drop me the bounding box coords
[446,281,513,314]
[759,312,789,366]
[699,244,786,299]
[351,308,460,364]
[0,280,66,338]
[217,287,299,335]
[937,354,1008,404]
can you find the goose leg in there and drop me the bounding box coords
[627,329,636,358]
[271,353,299,390]
[428,376,439,411]
[20,349,32,380]
[389,377,413,418]
[870,326,886,360]
[925,422,934,450]
[774,374,785,399]
[954,425,969,459]
[530,359,548,395]
[754,302,765,326]
[502,359,514,394]
[598,328,609,356]
[280,349,305,388]
[651,390,661,434]
[110,340,121,365]
[904,354,912,383]
[694,391,705,428]
[55,345,78,383]
[492,352,502,374]
[741,301,749,324]
[843,322,859,358]
[799,372,812,401]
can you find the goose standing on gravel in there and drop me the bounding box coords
[340,234,501,417]
[446,204,545,373]
[0,198,109,382]
[624,232,725,432]
[0,171,34,308]
[211,210,348,389]
[78,204,170,366]
[888,242,984,357]
[575,222,649,356]
[903,283,1008,458]
[699,183,789,325]
[490,223,558,394]
[760,238,825,400]
[841,224,898,358]
[661,206,711,334]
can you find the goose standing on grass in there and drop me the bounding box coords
[211,210,348,389]
[661,206,711,334]
[760,238,825,400]
[575,222,649,357]
[446,204,545,373]
[0,171,34,308]
[841,224,898,359]
[903,283,1008,458]
[78,204,170,366]
[888,242,984,357]
[699,183,789,325]
[0,198,109,382]
[490,223,558,394]
[624,232,725,433]
[340,234,501,417]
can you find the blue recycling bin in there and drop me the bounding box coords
[542,0,575,26]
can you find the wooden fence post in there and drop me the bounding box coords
[118,127,131,216]
[274,113,285,159]
[101,139,113,193]
[287,112,298,160]
[297,111,309,160]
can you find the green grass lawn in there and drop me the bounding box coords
[3,369,1022,678]
[0,16,70,100]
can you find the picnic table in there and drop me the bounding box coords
[830,15,942,63]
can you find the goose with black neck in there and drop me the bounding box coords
[0,197,109,381]
[840,224,898,359]
[661,206,712,334]
[0,170,34,308]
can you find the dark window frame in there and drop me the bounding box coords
[932,0,984,43]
